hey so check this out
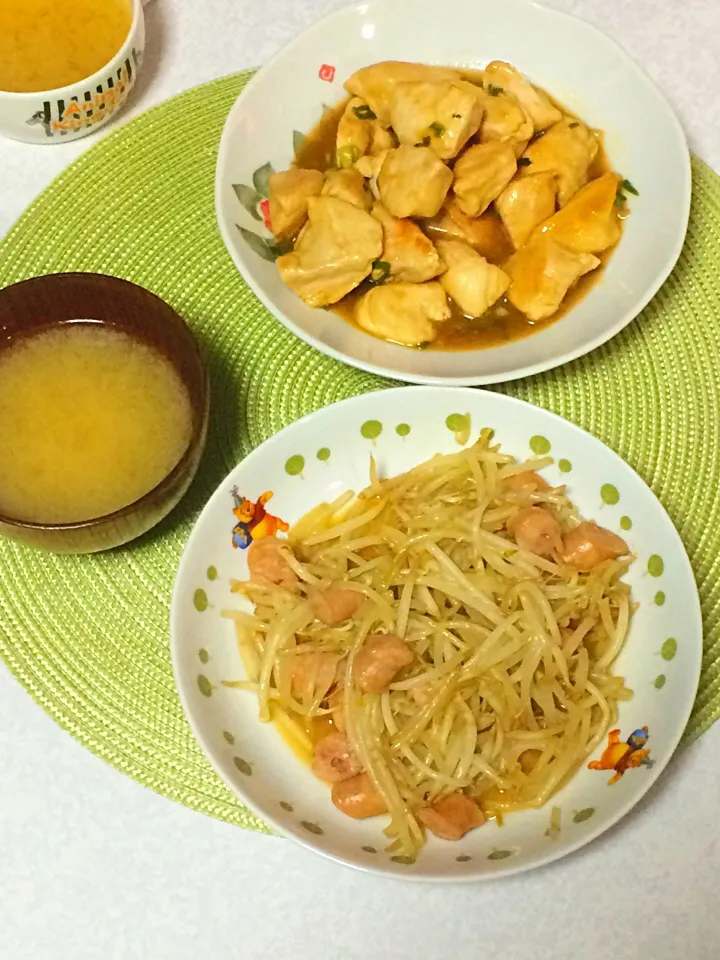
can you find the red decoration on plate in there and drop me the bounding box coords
[259,198,272,230]
[318,64,336,82]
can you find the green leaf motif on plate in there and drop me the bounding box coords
[293,130,307,154]
[236,226,290,263]
[232,183,262,221]
[279,801,294,812]
[197,675,212,697]
[317,447,331,462]
[648,554,664,577]
[198,648,209,664]
[222,731,235,744]
[572,807,595,823]
[252,161,275,198]
[390,855,415,865]
[654,674,666,689]
[396,423,411,437]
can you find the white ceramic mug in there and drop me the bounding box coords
[0,0,145,144]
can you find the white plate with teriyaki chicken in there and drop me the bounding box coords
[215,0,690,385]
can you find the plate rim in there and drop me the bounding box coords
[214,0,692,386]
[170,386,703,882]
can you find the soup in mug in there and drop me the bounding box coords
[0,0,133,93]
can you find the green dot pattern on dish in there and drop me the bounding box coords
[361,419,382,440]
[396,423,411,437]
[197,675,212,698]
[222,731,235,745]
[487,849,513,860]
[206,566,218,581]
[655,591,666,606]
[193,588,209,612]
[661,637,678,661]
[655,674,667,689]
[572,808,596,823]
[279,801,294,812]
[390,855,415,865]
[446,413,470,433]
[198,648,209,664]
[620,515,632,530]
[316,447,330,461]
[361,845,377,854]
[601,483,620,505]
[648,555,664,577]
[301,821,323,835]
[285,455,305,476]
[529,435,551,455]
[233,757,252,776]
[558,458,572,473]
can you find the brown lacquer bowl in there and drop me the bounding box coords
[0,273,209,554]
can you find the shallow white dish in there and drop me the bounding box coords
[215,0,690,386]
[171,387,701,881]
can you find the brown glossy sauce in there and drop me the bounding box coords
[293,81,622,352]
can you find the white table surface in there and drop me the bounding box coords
[2,2,719,958]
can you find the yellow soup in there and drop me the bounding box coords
[0,0,133,94]
[0,324,193,524]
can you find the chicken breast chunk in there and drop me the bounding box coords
[475,84,533,151]
[336,97,373,165]
[378,145,453,218]
[321,168,372,210]
[268,169,324,242]
[521,119,599,206]
[388,80,483,160]
[435,239,509,317]
[372,203,444,283]
[276,197,382,307]
[483,61,562,132]
[356,282,450,346]
[495,171,557,248]
[345,61,462,128]
[504,235,600,321]
[531,172,621,253]
[452,142,517,217]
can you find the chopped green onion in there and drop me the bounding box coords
[621,178,639,196]
[487,84,503,97]
[517,157,532,167]
[370,260,391,284]
[336,144,361,168]
[353,104,377,120]
[429,121,446,137]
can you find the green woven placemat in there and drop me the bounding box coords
[0,71,718,832]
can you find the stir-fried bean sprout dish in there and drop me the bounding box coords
[223,430,633,859]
